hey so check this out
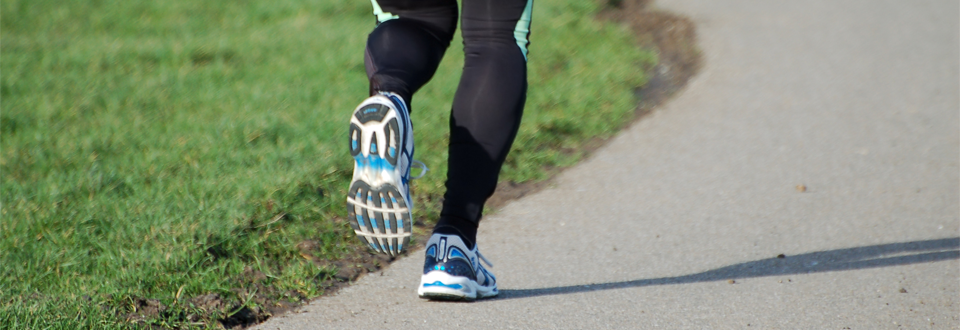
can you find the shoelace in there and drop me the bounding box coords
[410,160,428,180]
[477,250,494,268]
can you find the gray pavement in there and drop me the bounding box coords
[255,0,959,329]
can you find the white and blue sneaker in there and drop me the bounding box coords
[418,233,498,301]
[347,92,424,256]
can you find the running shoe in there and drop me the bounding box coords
[347,92,422,256]
[418,233,498,301]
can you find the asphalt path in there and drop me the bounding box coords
[255,0,959,328]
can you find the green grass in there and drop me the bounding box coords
[0,0,655,328]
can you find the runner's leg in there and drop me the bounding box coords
[364,0,458,106]
[436,0,534,249]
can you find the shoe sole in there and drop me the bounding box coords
[418,271,498,301]
[347,97,412,256]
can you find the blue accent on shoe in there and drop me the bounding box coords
[370,142,377,153]
[387,95,407,117]
[353,154,395,172]
[480,268,495,285]
[370,215,378,229]
[423,281,462,290]
[450,248,466,261]
[389,146,396,157]
[357,215,365,227]
[383,93,413,157]
[426,246,436,258]
[352,140,358,150]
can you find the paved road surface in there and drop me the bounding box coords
[255,0,959,328]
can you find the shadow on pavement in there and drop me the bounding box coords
[495,237,959,301]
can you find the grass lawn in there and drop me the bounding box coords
[0,0,654,328]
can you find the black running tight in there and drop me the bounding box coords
[364,0,533,227]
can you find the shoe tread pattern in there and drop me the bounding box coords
[347,100,410,256]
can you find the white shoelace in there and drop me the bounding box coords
[410,160,428,180]
[477,250,494,268]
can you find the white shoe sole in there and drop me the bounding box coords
[347,96,412,256]
[418,270,498,301]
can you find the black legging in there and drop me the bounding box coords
[364,0,532,226]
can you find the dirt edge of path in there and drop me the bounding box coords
[485,0,701,210]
